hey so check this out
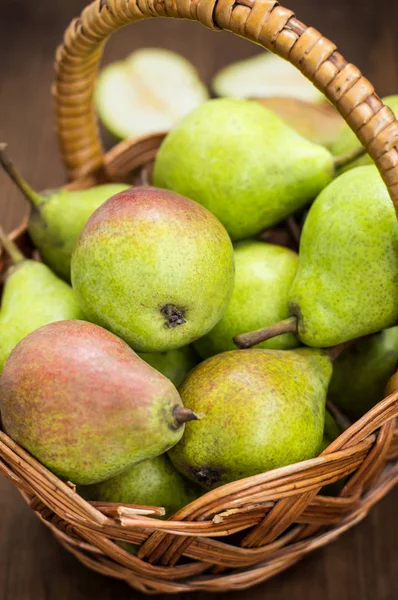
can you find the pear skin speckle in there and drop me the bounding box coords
[289,166,398,347]
[0,321,187,485]
[0,260,84,371]
[79,454,200,518]
[194,241,300,358]
[168,348,331,490]
[328,326,398,419]
[29,183,130,281]
[71,187,235,352]
[153,98,334,240]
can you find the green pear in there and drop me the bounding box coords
[235,166,398,350]
[0,144,129,281]
[96,48,209,140]
[71,186,235,352]
[328,327,398,419]
[254,98,346,149]
[80,454,200,517]
[212,52,324,102]
[319,410,341,453]
[194,241,299,359]
[153,99,335,241]
[331,95,398,171]
[138,346,198,387]
[0,227,84,371]
[169,348,331,490]
[0,320,198,484]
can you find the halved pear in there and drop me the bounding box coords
[212,52,324,102]
[254,97,345,149]
[95,48,209,139]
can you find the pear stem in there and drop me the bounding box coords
[326,340,354,361]
[173,406,200,425]
[233,316,298,349]
[333,145,366,171]
[0,224,25,264]
[0,143,44,208]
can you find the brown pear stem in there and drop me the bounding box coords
[173,406,200,425]
[0,143,44,208]
[0,224,25,264]
[233,316,298,349]
[326,338,361,361]
[333,145,366,171]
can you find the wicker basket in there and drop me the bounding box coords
[1,0,398,594]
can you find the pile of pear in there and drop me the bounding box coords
[0,96,397,526]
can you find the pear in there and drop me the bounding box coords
[80,454,200,517]
[235,166,398,350]
[0,226,84,371]
[0,320,197,485]
[96,48,209,140]
[138,346,198,387]
[331,95,398,171]
[212,53,324,102]
[319,410,342,453]
[153,99,338,241]
[71,186,235,352]
[385,369,398,396]
[0,144,130,281]
[328,327,398,419]
[194,241,299,359]
[254,98,346,149]
[168,348,331,490]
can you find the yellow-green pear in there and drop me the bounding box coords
[328,327,398,419]
[169,348,332,490]
[0,227,84,371]
[138,346,198,387]
[80,454,200,518]
[195,241,299,359]
[235,166,398,350]
[331,95,398,171]
[0,144,130,281]
[153,99,335,241]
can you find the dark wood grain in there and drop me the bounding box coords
[0,0,397,598]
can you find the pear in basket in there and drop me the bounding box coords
[328,327,398,419]
[0,320,198,485]
[80,454,200,518]
[0,144,129,282]
[235,166,398,350]
[0,226,84,371]
[194,241,299,359]
[153,98,360,241]
[169,348,332,490]
[138,346,198,387]
[330,95,398,171]
[71,186,235,353]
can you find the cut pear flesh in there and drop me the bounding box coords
[213,53,324,102]
[95,48,209,139]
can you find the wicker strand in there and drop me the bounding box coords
[52,0,398,216]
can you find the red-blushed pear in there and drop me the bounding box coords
[0,320,197,485]
[71,186,235,352]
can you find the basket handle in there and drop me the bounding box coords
[54,0,398,214]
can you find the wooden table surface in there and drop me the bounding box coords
[0,1,397,598]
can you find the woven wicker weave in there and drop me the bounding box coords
[0,0,398,593]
